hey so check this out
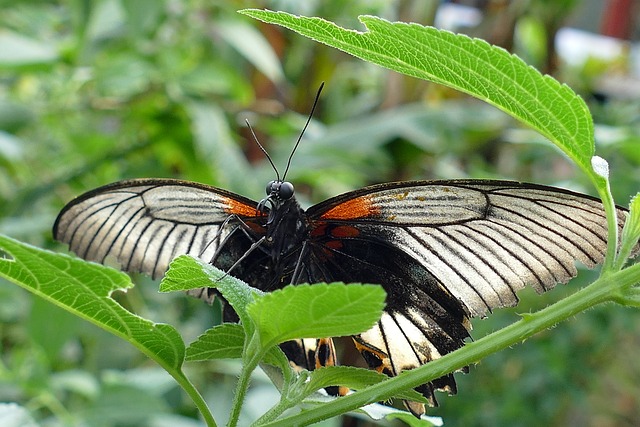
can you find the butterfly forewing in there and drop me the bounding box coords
[308,180,622,316]
[53,179,266,279]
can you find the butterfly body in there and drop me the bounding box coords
[54,177,632,414]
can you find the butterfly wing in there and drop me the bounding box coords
[53,179,266,280]
[305,179,631,409]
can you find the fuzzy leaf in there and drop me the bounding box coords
[160,255,259,329]
[241,9,595,176]
[0,234,184,371]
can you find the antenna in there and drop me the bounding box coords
[245,118,280,181]
[282,82,324,181]
[245,82,325,182]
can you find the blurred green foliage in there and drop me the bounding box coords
[1,1,639,426]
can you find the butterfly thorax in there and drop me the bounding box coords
[256,180,309,263]
[263,196,309,265]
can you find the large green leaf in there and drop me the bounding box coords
[0,234,184,372]
[240,9,595,177]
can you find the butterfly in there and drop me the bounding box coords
[53,172,631,415]
[52,82,632,417]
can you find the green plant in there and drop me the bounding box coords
[1,8,639,427]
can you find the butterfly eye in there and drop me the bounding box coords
[278,181,295,200]
[265,180,277,196]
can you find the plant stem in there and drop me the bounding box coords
[260,263,640,426]
[172,371,218,427]
[229,335,263,427]
[253,395,294,425]
[593,175,619,273]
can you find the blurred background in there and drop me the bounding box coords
[1,0,639,426]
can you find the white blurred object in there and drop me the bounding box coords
[434,3,483,31]
[556,27,628,66]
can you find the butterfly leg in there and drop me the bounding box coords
[289,241,311,284]
[204,214,269,264]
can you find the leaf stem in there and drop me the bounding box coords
[229,334,263,427]
[253,395,295,426]
[171,371,218,427]
[592,174,619,274]
[259,263,640,426]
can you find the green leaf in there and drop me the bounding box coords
[246,283,385,348]
[160,255,218,293]
[240,9,595,176]
[617,193,640,267]
[217,20,285,84]
[186,323,245,362]
[83,383,169,426]
[185,101,254,194]
[160,255,259,329]
[0,31,58,67]
[186,323,290,370]
[0,234,184,372]
[306,366,426,403]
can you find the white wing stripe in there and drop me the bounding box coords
[466,222,548,289]
[427,227,511,306]
[440,226,520,304]
[93,203,145,262]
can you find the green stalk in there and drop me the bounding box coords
[253,393,296,425]
[259,263,640,426]
[229,334,264,427]
[591,173,619,274]
[171,371,217,427]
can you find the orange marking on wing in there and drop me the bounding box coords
[315,338,350,397]
[310,223,328,237]
[314,338,337,369]
[330,225,360,238]
[224,198,262,217]
[324,240,343,250]
[319,196,380,220]
[352,336,393,376]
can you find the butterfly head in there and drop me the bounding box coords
[266,180,295,200]
[258,180,295,219]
